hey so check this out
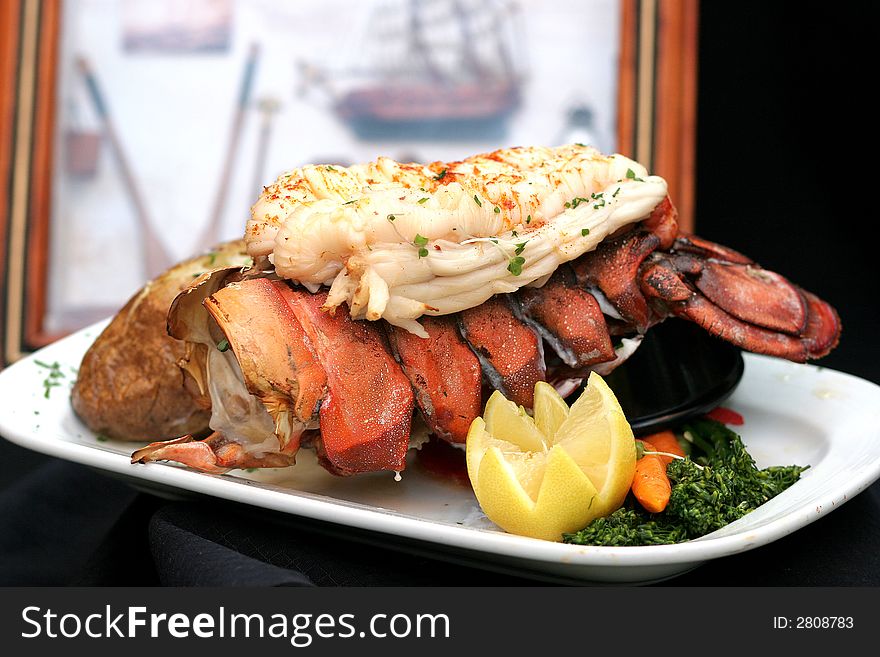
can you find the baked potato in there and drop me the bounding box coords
[71,240,250,441]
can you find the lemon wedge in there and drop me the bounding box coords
[533,380,569,439]
[466,372,637,541]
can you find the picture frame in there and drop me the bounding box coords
[0,0,698,365]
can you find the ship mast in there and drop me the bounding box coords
[407,0,446,83]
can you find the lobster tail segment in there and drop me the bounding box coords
[283,289,415,475]
[388,316,483,445]
[638,235,841,362]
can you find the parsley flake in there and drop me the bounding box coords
[36,359,67,399]
[581,228,590,236]
[473,195,482,207]
[507,256,526,276]
[413,234,429,247]
[626,168,645,182]
[217,339,230,352]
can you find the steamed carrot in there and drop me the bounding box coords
[632,440,672,513]
[639,430,685,465]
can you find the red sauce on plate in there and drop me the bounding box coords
[414,438,471,487]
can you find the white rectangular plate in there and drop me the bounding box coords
[2,320,880,584]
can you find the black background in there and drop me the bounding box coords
[694,1,876,383]
[0,2,877,586]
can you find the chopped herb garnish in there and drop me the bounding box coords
[326,165,336,171]
[473,194,482,207]
[514,242,528,255]
[217,339,230,352]
[626,168,645,182]
[434,168,447,181]
[413,234,429,247]
[507,256,526,276]
[387,214,396,222]
[418,247,429,258]
[563,419,807,546]
[526,215,532,224]
[511,230,518,237]
[612,187,621,198]
[36,360,66,399]
[343,199,357,205]
[418,197,429,204]
[490,238,499,244]
[494,206,501,213]
[566,197,589,210]
[581,228,590,236]
[96,435,109,443]
[575,142,587,147]
[593,199,606,209]
[590,192,603,200]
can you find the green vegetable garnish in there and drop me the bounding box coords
[217,339,230,352]
[563,419,807,546]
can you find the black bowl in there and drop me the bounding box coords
[594,319,744,435]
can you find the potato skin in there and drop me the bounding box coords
[71,240,249,442]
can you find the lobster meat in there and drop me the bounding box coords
[131,146,840,476]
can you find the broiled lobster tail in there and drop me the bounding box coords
[132,197,841,476]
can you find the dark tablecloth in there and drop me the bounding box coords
[1,454,878,587]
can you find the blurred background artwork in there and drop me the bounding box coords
[45,0,621,335]
[122,0,233,53]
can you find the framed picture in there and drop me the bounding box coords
[0,0,698,365]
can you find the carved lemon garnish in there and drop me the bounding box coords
[466,373,637,541]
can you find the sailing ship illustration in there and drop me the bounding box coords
[298,0,525,141]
